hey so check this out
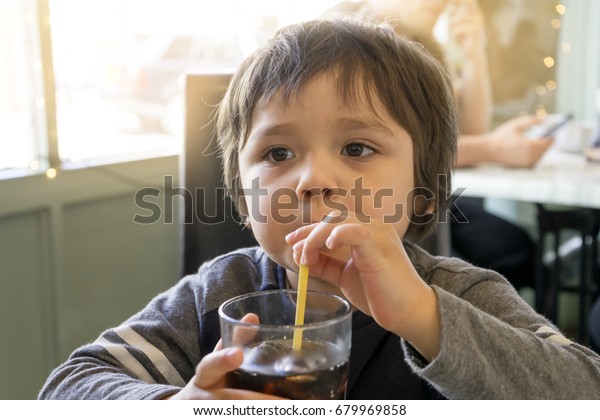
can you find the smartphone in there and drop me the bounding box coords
[539,113,573,138]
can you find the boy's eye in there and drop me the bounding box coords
[266,146,294,162]
[342,142,374,158]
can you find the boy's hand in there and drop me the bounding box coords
[167,314,284,400]
[286,212,441,361]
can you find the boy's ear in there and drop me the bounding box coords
[231,176,249,219]
[425,200,436,215]
[413,189,436,216]
[236,199,251,230]
[242,215,252,230]
[409,192,436,231]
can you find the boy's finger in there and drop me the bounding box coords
[285,211,348,245]
[285,223,317,244]
[301,212,352,264]
[214,312,260,351]
[194,347,243,389]
[197,313,259,389]
[230,313,260,346]
[327,223,384,262]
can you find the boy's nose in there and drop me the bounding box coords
[295,156,339,202]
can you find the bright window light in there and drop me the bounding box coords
[0,0,45,172]
[49,0,343,164]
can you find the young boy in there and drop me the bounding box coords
[39,18,600,400]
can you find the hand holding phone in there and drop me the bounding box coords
[539,113,573,138]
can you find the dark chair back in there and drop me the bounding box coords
[591,297,600,352]
[181,71,257,276]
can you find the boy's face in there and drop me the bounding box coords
[238,74,415,277]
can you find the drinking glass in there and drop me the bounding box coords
[219,289,352,399]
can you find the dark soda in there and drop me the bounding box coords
[225,339,349,399]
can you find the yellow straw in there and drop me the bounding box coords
[292,263,309,351]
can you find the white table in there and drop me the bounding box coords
[453,148,600,209]
[453,148,600,343]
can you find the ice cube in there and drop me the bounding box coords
[274,351,327,375]
[244,341,288,367]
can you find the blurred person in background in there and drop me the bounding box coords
[325,0,553,293]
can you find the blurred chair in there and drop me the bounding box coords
[591,297,600,352]
[181,71,256,276]
[535,204,600,345]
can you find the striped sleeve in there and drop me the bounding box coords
[95,325,186,387]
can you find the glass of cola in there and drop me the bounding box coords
[218,289,352,399]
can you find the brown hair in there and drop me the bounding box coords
[216,18,458,240]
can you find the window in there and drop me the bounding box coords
[0,0,46,173]
[0,0,341,175]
